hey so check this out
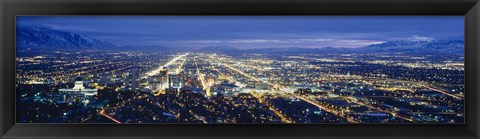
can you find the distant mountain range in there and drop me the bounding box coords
[199,40,464,55]
[17,26,464,54]
[17,26,117,50]
[363,40,464,53]
[118,45,185,53]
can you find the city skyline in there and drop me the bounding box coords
[17,16,464,49]
[16,16,465,124]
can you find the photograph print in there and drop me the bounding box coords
[16,16,465,124]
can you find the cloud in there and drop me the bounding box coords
[411,35,434,41]
[152,38,384,49]
[228,39,288,43]
[159,38,334,44]
[337,40,385,47]
[388,35,435,42]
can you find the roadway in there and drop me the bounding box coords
[365,77,463,99]
[143,53,189,78]
[99,109,122,123]
[212,54,361,123]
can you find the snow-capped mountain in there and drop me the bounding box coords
[16,26,117,50]
[362,40,464,53]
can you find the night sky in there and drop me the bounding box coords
[17,16,464,49]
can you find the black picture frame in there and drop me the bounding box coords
[1,0,479,139]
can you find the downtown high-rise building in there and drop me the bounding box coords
[127,67,140,90]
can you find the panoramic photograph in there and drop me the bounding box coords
[15,16,464,124]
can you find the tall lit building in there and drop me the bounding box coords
[126,67,140,90]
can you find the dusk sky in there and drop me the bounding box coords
[17,16,464,49]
